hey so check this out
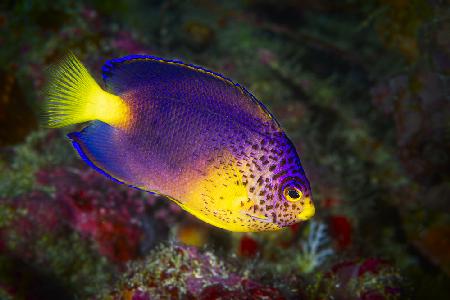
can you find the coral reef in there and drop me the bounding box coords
[0,163,188,298]
[106,243,284,300]
[0,191,114,299]
[0,0,449,299]
[308,258,404,300]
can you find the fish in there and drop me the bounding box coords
[45,53,315,232]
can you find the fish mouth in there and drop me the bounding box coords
[243,212,273,223]
[297,198,315,221]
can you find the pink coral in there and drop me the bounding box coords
[34,165,185,263]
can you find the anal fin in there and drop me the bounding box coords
[68,121,131,185]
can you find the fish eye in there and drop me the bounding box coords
[283,186,303,202]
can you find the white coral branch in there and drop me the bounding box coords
[296,221,333,273]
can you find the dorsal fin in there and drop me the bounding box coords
[101,55,280,129]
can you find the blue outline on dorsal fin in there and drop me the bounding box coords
[67,132,156,195]
[101,54,281,128]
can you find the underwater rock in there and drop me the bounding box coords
[0,70,37,146]
[112,30,148,54]
[374,0,433,63]
[427,18,450,76]
[199,283,285,300]
[108,243,285,299]
[0,191,114,299]
[311,258,404,300]
[371,70,449,188]
[182,21,215,51]
[412,224,450,277]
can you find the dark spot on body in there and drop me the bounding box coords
[273,170,287,180]
[257,176,264,186]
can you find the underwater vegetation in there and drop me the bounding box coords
[0,0,449,299]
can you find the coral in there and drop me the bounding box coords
[0,130,73,198]
[328,215,352,251]
[107,243,285,299]
[0,164,187,298]
[295,221,333,274]
[0,193,115,299]
[238,234,260,258]
[35,166,186,263]
[308,258,405,300]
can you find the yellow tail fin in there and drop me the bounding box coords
[46,53,130,128]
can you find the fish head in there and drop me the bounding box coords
[242,135,315,230]
[180,136,314,232]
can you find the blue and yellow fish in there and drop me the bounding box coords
[46,53,315,232]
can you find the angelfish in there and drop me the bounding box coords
[46,53,315,232]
